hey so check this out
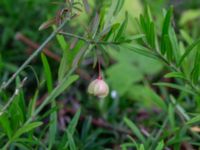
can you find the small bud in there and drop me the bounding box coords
[88,78,109,98]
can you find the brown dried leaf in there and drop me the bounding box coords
[39,18,56,31]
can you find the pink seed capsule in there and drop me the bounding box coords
[88,78,109,98]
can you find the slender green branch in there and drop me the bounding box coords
[59,31,89,42]
[59,31,120,45]
[0,18,69,93]
[0,77,27,115]
[152,48,200,95]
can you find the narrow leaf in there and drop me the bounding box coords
[12,122,43,140]
[67,108,81,135]
[186,114,200,125]
[124,117,145,143]
[154,82,196,95]
[160,6,173,54]
[164,72,185,79]
[115,12,128,41]
[178,38,200,66]
[39,19,56,31]
[41,53,53,92]
[155,140,164,150]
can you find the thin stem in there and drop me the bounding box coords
[98,57,102,79]
[59,31,120,45]
[0,18,69,92]
[0,77,27,115]
[59,31,89,42]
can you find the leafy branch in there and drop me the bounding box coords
[0,18,70,92]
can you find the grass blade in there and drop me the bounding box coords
[124,117,145,143]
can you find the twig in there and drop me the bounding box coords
[15,33,60,61]
[0,18,69,92]
[16,33,91,81]
[59,31,89,42]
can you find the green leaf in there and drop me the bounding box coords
[55,30,69,51]
[13,143,30,150]
[178,38,200,66]
[27,90,38,118]
[169,27,180,64]
[124,117,145,143]
[186,114,200,125]
[162,6,173,36]
[148,22,156,48]
[73,45,89,68]
[9,97,24,131]
[106,62,143,95]
[0,113,13,139]
[139,144,145,150]
[170,95,190,121]
[41,53,56,148]
[52,75,79,101]
[67,108,81,135]
[179,9,200,26]
[145,5,153,23]
[41,53,53,92]
[180,30,193,44]
[81,116,92,140]
[104,0,124,29]
[164,35,173,61]
[124,44,158,60]
[168,104,175,128]
[115,12,128,41]
[113,0,125,16]
[145,87,167,111]
[15,77,26,120]
[54,25,71,78]
[64,109,81,149]
[190,48,200,84]
[164,72,185,79]
[58,49,68,82]
[139,14,147,34]
[161,6,173,54]
[91,13,100,38]
[12,122,43,140]
[34,75,79,118]
[66,130,77,150]
[155,140,164,150]
[154,82,196,95]
[48,102,57,149]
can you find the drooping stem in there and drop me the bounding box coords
[0,18,69,92]
[98,57,102,80]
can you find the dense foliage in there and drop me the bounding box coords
[1,0,200,149]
